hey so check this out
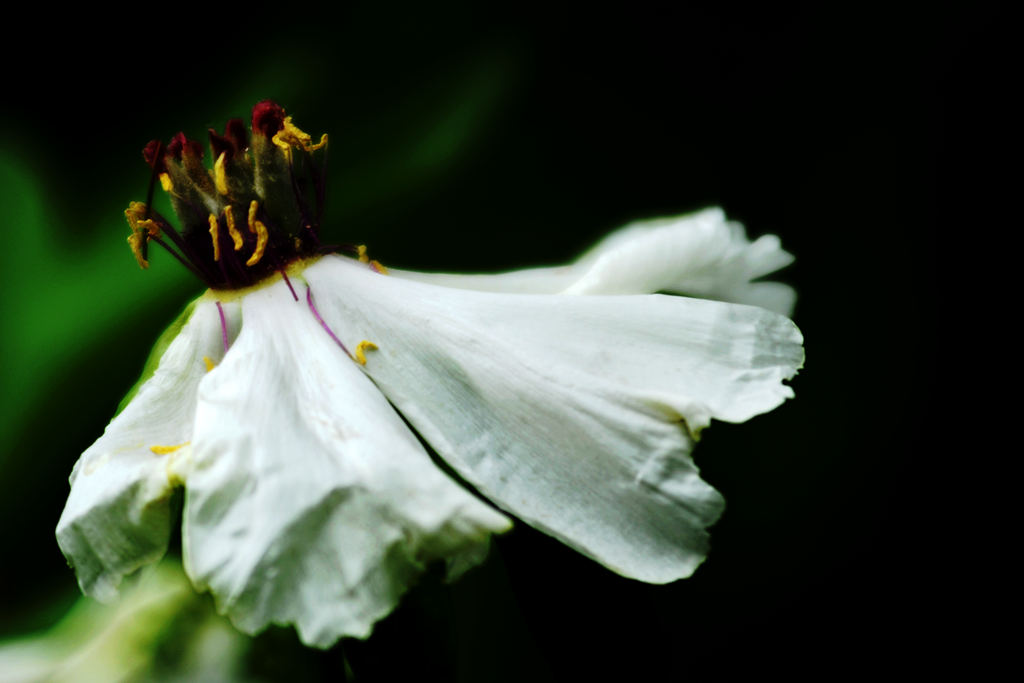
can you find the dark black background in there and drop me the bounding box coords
[0,1,974,680]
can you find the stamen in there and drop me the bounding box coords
[151,442,189,455]
[138,218,161,238]
[127,103,330,291]
[125,202,146,229]
[224,205,244,250]
[127,231,149,269]
[216,301,230,352]
[314,143,328,222]
[306,285,352,358]
[272,116,328,154]
[125,203,164,269]
[354,340,378,365]
[287,159,316,237]
[203,356,216,372]
[246,200,269,266]
[127,202,205,277]
[208,214,221,261]
[214,151,230,195]
[143,141,162,217]
[303,223,322,247]
[148,233,209,281]
[357,244,389,274]
[280,269,299,301]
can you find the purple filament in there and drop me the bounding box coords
[215,301,230,352]
[148,234,207,281]
[306,285,351,357]
[280,269,299,302]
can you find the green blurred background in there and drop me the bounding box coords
[0,2,956,680]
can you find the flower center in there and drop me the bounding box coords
[125,101,329,290]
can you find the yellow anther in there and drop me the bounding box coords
[354,340,378,365]
[247,200,258,231]
[203,356,216,372]
[150,442,189,455]
[125,202,162,269]
[272,116,328,154]
[224,205,244,250]
[208,213,221,261]
[356,245,389,274]
[124,201,148,229]
[137,218,161,237]
[158,172,173,192]
[214,151,229,195]
[246,200,269,266]
[127,232,149,269]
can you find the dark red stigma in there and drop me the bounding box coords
[252,100,286,138]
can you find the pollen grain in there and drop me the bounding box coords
[354,340,378,365]
[150,442,190,455]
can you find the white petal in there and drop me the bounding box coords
[391,208,797,314]
[181,279,510,648]
[305,256,803,583]
[56,298,238,601]
[391,263,581,294]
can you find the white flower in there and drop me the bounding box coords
[56,104,803,648]
[57,207,802,647]
[394,206,796,316]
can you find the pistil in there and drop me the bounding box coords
[125,101,329,290]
